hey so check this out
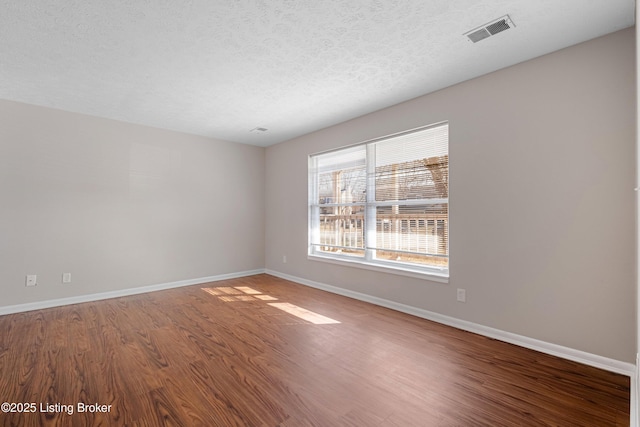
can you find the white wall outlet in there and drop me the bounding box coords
[456,288,466,303]
[25,275,37,287]
[62,273,71,283]
[283,255,287,263]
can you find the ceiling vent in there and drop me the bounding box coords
[464,15,515,43]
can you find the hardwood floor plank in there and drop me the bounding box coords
[0,274,630,426]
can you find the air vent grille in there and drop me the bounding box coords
[486,19,510,35]
[464,15,515,43]
[467,28,491,43]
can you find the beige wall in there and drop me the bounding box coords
[0,27,633,364]
[265,28,636,362]
[636,3,639,423]
[0,100,265,306]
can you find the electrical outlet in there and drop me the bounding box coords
[283,255,287,263]
[62,273,71,283]
[456,288,466,303]
[25,275,37,287]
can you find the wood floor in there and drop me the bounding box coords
[0,274,630,426]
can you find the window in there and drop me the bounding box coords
[308,122,449,279]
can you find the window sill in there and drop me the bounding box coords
[307,253,449,283]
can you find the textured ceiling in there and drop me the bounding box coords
[0,0,635,146]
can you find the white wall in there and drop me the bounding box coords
[265,28,636,363]
[0,100,265,307]
[635,2,639,425]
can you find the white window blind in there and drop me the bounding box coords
[309,122,449,277]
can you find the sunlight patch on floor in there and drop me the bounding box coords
[202,286,278,301]
[234,286,262,294]
[201,286,339,324]
[202,288,223,296]
[268,302,341,325]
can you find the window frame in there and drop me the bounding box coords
[308,122,449,281]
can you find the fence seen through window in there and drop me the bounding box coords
[309,123,449,275]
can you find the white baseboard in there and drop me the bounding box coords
[2,268,635,425]
[0,269,266,316]
[265,269,636,377]
[2,266,634,378]
[632,354,639,427]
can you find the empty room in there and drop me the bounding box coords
[0,1,637,426]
